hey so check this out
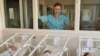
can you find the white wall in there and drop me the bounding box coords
[0,12,2,42]
[0,0,5,29]
[0,0,3,30]
[0,0,5,43]
[0,32,2,44]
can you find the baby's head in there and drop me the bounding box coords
[44,50,52,55]
[10,45,17,51]
[84,52,93,56]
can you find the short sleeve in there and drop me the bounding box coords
[64,16,69,25]
[40,16,48,22]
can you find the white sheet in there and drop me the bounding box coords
[0,48,15,56]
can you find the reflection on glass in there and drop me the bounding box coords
[4,0,33,29]
[4,0,20,28]
[27,0,33,29]
[9,8,15,19]
[23,0,33,29]
[80,0,100,30]
[38,0,75,30]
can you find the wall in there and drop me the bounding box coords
[0,30,2,44]
[0,0,4,43]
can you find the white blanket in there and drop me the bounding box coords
[0,48,15,56]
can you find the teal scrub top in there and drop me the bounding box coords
[41,14,69,30]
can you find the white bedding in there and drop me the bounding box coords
[17,47,28,56]
[14,42,28,56]
[0,42,23,56]
[0,48,15,56]
[14,42,23,49]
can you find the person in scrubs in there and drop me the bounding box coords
[41,3,69,30]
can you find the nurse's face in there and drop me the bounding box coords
[54,6,61,15]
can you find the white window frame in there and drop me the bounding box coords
[1,0,100,32]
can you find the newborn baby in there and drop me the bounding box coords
[43,50,61,56]
[84,52,94,56]
[43,50,52,56]
[0,45,17,56]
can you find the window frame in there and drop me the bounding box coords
[1,0,100,32]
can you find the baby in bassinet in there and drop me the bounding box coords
[83,52,94,56]
[0,45,17,56]
[43,49,61,56]
[43,50,52,56]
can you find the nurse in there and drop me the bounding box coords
[41,3,69,30]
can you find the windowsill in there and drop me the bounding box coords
[1,28,100,33]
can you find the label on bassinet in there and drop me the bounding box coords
[22,35,29,43]
[54,37,60,46]
[87,38,94,48]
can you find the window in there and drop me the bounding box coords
[4,0,33,29]
[80,0,100,30]
[22,0,33,29]
[38,0,75,30]
[4,0,20,28]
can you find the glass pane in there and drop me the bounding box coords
[22,0,33,29]
[80,0,100,30]
[4,0,20,28]
[38,0,75,30]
